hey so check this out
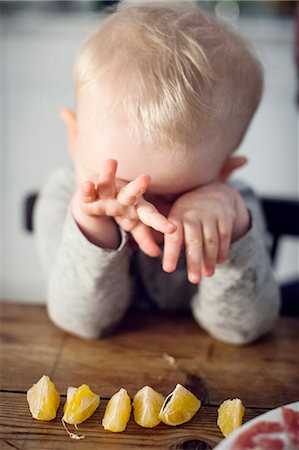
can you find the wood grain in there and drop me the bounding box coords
[1,303,298,407]
[0,392,266,450]
[1,302,298,449]
[0,302,65,393]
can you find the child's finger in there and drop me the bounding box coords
[97,159,117,199]
[116,216,143,234]
[183,222,203,284]
[162,219,183,272]
[202,219,218,277]
[217,219,232,264]
[137,198,177,234]
[130,222,161,257]
[117,174,151,206]
[81,198,125,217]
[80,181,97,203]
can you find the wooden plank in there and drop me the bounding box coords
[1,303,299,411]
[0,392,266,450]
[0,303,65,392]
[52,311,299,408]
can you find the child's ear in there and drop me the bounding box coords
[59,108,77,158]
[219,156,248,182]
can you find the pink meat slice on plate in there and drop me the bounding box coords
[282,407,299,447]
[232,421,284,450]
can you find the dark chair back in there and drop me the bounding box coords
[24,193,38,232]
[260,197,299,264]
[260,197,299,317]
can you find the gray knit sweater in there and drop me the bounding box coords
[34,166,280,344]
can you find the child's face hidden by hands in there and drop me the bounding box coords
[63,89,249,280]
[62,89,232,209]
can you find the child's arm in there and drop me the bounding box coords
[34,161,175,339]
[34,166,131,338]
[163,182,280,344]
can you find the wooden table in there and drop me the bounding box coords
[0,302,298,449]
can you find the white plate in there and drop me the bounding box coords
[214,401,299,450]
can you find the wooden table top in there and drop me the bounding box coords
[0,302,298,449]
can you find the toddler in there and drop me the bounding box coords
[35,1,280,344]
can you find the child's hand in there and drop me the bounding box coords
[162,182,250,284]
[73,159,176,256]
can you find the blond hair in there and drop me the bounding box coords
[74,1,263,151]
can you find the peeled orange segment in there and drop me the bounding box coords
[27,375,60,421]
[217,398,245,437]
[159,384,201,426]
[102,388,131,432]
[63,387,77,413]
[62,384,100,425]
[133,386,164,428]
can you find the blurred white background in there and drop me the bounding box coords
[0,1,298,303]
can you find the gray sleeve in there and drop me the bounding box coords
[191,184,281,345]
[34,167,132,339]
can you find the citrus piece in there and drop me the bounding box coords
[62,384,100,425]
[217,398,245,437]
[133,386,164,428]
[27,375,60,421]
[102,388,131,432]
[159,384,201,426]
[63,386,78,413]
